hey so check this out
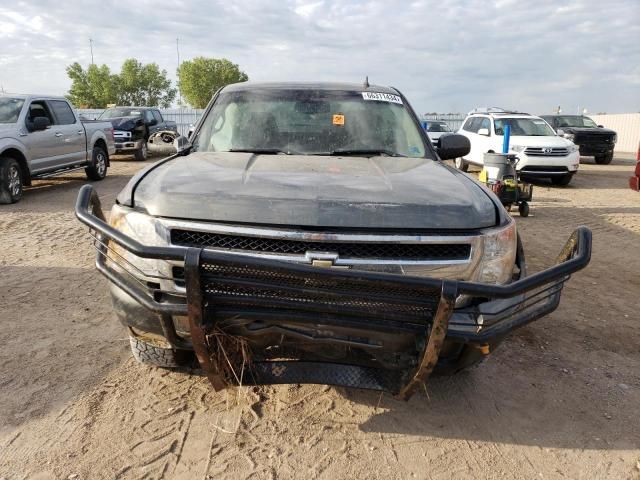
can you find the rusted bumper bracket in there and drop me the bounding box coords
[396,281,457,400]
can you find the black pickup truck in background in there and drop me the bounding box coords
[541,114,617,165]
[98,107,178,160]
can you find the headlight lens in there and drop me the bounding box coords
[477,220,517,284]
[568,144,579,153]
[107,204,171,280]
[612,134,617,143]
[510,145,526,153]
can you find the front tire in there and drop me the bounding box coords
[85,146,108,181]
[455,157,469,172]
[0,157,24,204]
[129,335,188,368]
[134,142,148,161]
[594,153,613,165]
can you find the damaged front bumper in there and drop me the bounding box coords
[76,185,591,400]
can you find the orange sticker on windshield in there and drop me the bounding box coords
[332,114,345,126]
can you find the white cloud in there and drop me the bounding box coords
[295,1,324,18]
[0,0,638,113]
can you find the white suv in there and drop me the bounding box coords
[456,108,580,186]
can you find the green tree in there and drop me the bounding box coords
[117,59,176,108]
[66,62,118,108]
[66,59,176,108]
[178,57,249,108]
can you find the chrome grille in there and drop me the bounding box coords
[524,147,569,157]
[574,133,614,144]
[113,130,132,140]
[170,229,471,261]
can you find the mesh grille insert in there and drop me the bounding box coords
[199,260,442,323]
[171,230,471,260]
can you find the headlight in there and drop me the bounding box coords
[477,220,517,284]
[107,204,171,280]
[568,144,579,153]
[612,134,617,143]
[563,133,575,142]
[510,145,526,153]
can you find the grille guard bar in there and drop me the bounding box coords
[76,185,592,399]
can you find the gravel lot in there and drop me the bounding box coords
[1,152,639,479]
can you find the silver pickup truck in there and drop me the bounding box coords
[0,94,116,204]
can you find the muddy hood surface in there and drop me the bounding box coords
[125,152,497,229]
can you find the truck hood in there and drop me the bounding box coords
[507,136,573,147]
[560,126,615,135]
[105,116,142,131]
[0,124,17,136]
[123,152,497,230]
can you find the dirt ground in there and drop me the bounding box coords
[1,151,639,480]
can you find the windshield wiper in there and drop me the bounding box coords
[327,148,406,157]
[228,148,292,155]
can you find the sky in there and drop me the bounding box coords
[1,0,639,114]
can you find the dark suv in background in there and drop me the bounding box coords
[98,107,177,160]
[541,115,617,165]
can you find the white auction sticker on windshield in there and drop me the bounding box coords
[362,92,403,104]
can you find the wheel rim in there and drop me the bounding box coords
[96,152,106,176]
[8,165,21,196]
[455,158,463,168]
[142,143,148,158]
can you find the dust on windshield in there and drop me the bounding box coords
[192,89,429,158]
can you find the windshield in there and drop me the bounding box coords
[494,118,556,137]
[0,97,25,124]
[192,88,428,157]
[426,122,450,132]
[555,116,598,128]
[99,108,143,119]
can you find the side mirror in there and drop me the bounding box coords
[437,133,470,160]
[31,117,51,131]
[147,119,158,126]
[557,129,565,136]
[173,134,191,154]
[598,125,604,128]
[477,128,490,136]
[187,124,195,139]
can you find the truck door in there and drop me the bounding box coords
[144,109,158,136]
[23,100,59,173]
[48,100,86,165]
[152,109,164,132]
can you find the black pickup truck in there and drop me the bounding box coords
[98,107,177,160]
[541,115,617,165]
[76,82,591,399]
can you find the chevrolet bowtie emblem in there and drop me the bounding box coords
[311,259,334,268]
[306,251,339,268]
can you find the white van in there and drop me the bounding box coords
[456,108,580,186]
